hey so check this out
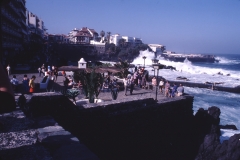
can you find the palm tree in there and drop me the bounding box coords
[100,30,105,43]
[106,32,111,44]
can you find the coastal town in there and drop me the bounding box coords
[1,0,240,160]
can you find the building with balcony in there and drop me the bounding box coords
[1,0,27,65]
[68,27,99,44]
[27,11,46,38]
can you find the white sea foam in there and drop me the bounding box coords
[216,56,240,64]
[131,50,240,87]
[220,129,240,143]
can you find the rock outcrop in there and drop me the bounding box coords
[195,106,240,160]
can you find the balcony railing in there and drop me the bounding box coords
[2,25,22,38]
[1,9,21,27]
[3,42,22,48]
[18,0,25,8]
[19,9,26,18]
[8,2,20,16]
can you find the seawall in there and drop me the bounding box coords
[169,80,240,93]
[23,92,200,160]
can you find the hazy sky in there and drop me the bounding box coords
[26,0,240,54]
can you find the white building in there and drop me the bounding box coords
[68,27,99,44]
[110,34,142,46]
[148,44,166,56]
[27,11,45,38]
[109,34,122,46]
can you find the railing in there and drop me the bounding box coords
[8,2,19,16]
[3,42,22,48]
[19,9,26,18]
[18,0,25,8]
[1,9,21,27]
[1,25,22,38]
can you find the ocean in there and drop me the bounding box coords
[130,50,240,142]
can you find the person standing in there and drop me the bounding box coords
[152,76,157,91]
[170,83,178,98]
[29,75,36,93]
[22,74,29,93]
[10,75,19,92]
[114,76,128,96]
[159,79,164,93]
[129,78,135,95]
[177,84,184,96]
[164,81,170,97]
[41,64,45,77]
[53,67,58,82]
[6,64,10,76]
[38,67,41,77]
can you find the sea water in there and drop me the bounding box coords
[131,50,240,142]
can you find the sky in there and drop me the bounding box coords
[26,0,240,54]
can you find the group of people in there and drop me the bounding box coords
[133,67,148,89]
[9,74,36,93]
[38,64,58,82]
[152,78,184,98]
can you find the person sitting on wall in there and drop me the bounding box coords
[68,79,74,89]
[177,84,184,96]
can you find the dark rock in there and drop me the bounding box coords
[195,133,220,160]
[164,65,176,70]
[208,134,240,160]
[220,124,238,130]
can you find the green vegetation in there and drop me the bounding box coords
[73,67,104,103]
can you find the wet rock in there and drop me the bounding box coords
[176,76,189,81]
[220,124,238,130]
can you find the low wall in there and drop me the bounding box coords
[168,80,240,93]
[25,93,200,160]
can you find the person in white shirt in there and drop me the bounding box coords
[159,79,164,93]
[6,65,10,76]
[114,76,130,96]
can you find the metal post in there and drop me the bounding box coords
[155,69,159,101]
[142,56,146,68]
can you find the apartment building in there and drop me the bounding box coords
[27,11,46,39]
[1,0,27,64]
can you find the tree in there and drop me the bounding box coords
[100,30,105,42]
[118,38,126,47]
[106,32,111,44]
[114,58,131,78]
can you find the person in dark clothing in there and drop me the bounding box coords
[53,68,58,82]
[63,76,70,91]
[170,83,178,98]
[22,74,29,93]
[130,79,134,95]
[0,63,16,114]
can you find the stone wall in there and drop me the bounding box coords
[25,93,198,159]
[21,93,240,160]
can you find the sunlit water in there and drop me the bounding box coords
[102,50,240,141]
